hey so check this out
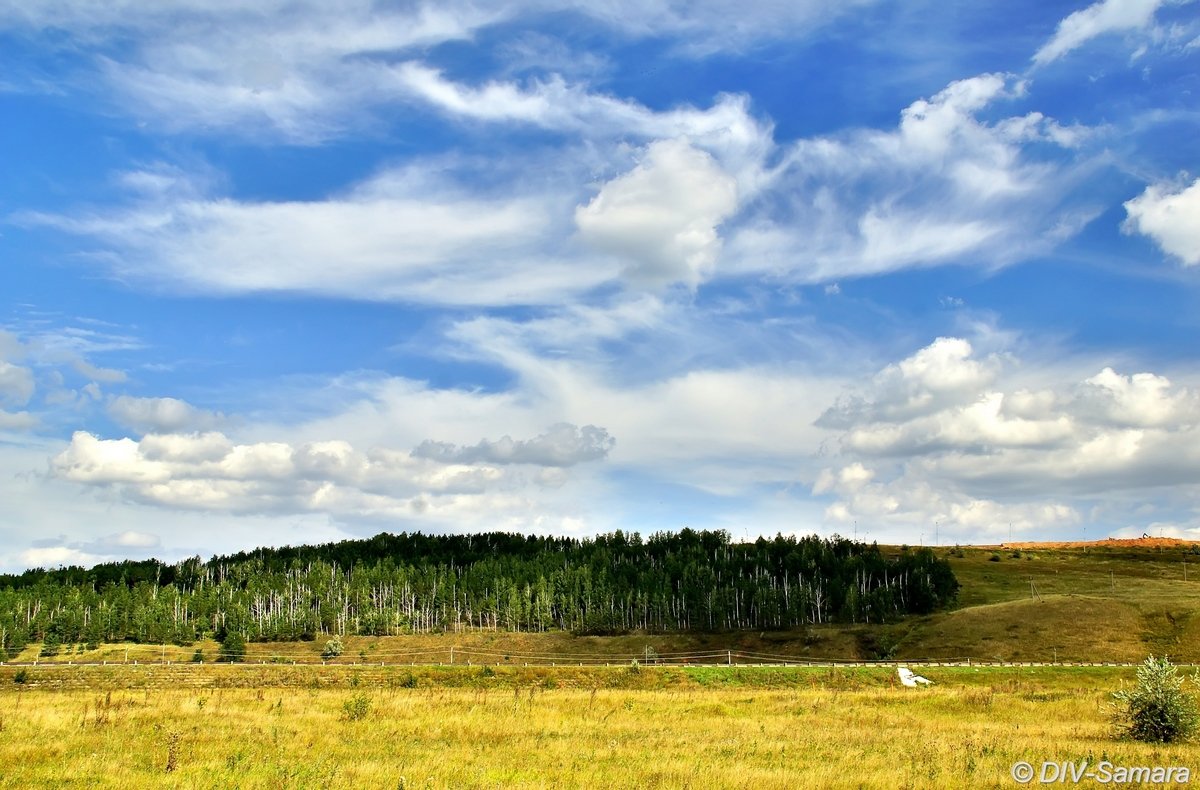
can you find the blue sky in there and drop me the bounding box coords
[2,0,1199,570]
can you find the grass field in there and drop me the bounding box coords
[5,542,1200,787]
[3,664,1198,789]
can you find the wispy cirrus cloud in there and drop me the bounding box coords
[1033,0,1166,65]
[725,73,1101,283]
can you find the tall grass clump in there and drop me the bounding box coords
[341,693,372,721]
[1111,655,1199,743]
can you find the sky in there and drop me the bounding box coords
[1,0,1199,571]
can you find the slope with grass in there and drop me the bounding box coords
[5,539,1198,666]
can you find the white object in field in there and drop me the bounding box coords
[898,666,932,687]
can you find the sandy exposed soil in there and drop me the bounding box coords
[976,537,1199,550]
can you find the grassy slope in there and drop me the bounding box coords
[9,544,1200,665]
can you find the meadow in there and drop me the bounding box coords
[3,664,1198,789]
[4,542,1200,787]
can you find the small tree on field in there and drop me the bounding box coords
[39,630,62,658]
[322,636,344,660]
[1111,655,1199,743]
[218,630,246,663]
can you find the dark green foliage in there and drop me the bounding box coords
[0,530,958,644]
[191,648,204,663]
[39,628,61,658]
[1112,655,1199,743]
[989,553,1002,562]
[218,631,246,663]
[12,669,27,684]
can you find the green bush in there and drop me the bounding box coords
[322,636,344,659]
[39,632,61,658]
[13,669,28,684]
[1111,655,1200,743]
[341,693,372,721]
[217,631,246,663]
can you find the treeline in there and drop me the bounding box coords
[0,530,958,655]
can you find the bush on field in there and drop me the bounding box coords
[342,693,372,721]
[1111,655,1199,743]
[218,631,246,663]
[322,636,344,659]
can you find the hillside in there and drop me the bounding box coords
[4,537,1199,665]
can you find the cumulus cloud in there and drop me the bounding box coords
[49,423,611,526]
[818,337,1004,428]
[413,423,615,467]
[1033,0,1164,65]
[576,139,738,288]
[1123,177,1200,266]
[813,336,1200,535]
[108,395,228,434]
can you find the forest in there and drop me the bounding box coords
[0,530,958,655]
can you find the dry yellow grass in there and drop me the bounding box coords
[2,667,1198,789]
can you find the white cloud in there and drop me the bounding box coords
[2,1,500,142]
[49,422,613,530]
[1033,0,1164,65]
[0,360,35,406]
[0,409,38,430]
[0,0,860,141]
[413,423,615,467]
[813,336,1200,534]
[575,139,738,288]
[18,160,613,305]
[1123,177,1200,265]
[108,395,227,434]
[19,545,103,569]
[725,74,1094,283]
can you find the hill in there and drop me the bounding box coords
[3,534,1198,664]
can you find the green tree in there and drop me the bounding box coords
[1112,655,1200,743]
[218,630,246,663]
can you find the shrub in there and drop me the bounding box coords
[191,648,204,663]
[218,631,246,663]
[988,553,1001,562]
[341,693,372,721]
[13,669,28,684]
[322,636,344,660]
[39,632,61,658]
[1111,655,1199,743]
